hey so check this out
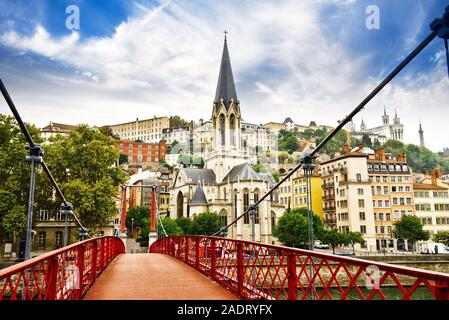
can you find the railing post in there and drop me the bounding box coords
[195,238,200,269]
[91,240,97,283]
[237,242,244,297]
[177,237,181,260]
[44,256,59,300]
[211,239,216,279]
[76,244,85,299]
[99,238,104,271]
[185,237,189,263]
[287,252,298,300]
[435,279,449,300]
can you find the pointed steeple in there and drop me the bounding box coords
[384,105,387,116]
[419,120,425,148]
[214,33,238,110]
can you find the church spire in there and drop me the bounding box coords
[214,32,238,110]
[419,120,425,148]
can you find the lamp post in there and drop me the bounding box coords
[131,218,135,238]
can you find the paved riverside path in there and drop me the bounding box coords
[85,253,238,300]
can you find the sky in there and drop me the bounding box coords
[0,0,448,152]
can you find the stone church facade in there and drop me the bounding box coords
[169,36,284,244]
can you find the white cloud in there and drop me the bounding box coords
[0,0,447,152]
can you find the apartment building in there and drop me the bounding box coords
[279,168,324,220]
[414,170,449,238]
[118,140,167,165]
[367,148,414,251]
[320,147,376,252]
[108,116,170,143]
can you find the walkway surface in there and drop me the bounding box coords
[85,253,238,300]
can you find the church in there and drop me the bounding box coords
[169,35,284,244]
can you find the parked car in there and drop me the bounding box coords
[314,240,330,249]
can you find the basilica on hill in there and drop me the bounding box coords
[169,35,284,244]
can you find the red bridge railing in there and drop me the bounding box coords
[0,236,125,300]
[150,236,449,300]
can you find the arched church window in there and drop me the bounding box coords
[271,211,277,230]
[230,114,235,146]
[243,188,249,224]
[254,188,260,224]
[220,209,228,227]
[220,114,225,146]
[233,189,238,219]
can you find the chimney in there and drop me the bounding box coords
[375,148,385,161]
[397,152,406,163]
[343,144,351,154]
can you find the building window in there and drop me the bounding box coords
[254,189,260,224]
[358,199,365,208]
[37,232,46,248]
[55,231,63,248]
[356,174,362,182]
[360,225,367,234]
[359,212,366,220]
[357,188,364,195]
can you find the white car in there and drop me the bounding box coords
[314,241,330,249]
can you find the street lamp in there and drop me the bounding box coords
[131,218,135,238]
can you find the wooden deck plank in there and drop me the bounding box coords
[84,253,238,300]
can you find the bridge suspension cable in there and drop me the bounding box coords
[212,9,447,237]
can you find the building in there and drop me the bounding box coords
[169,35,284,244]
[414,170,449,239]
[367,148,414,252]
[264,118,333,134]
[278,168,324,220]
[40,122,78,141]
[162,127,190,145]
[108,116,170,143]
[320,147,376,252]
[418,121,425,148]
[348,107,404,144]
[118,140,166,166]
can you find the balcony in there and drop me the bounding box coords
[338,179,370,186]
[322,182,335,189]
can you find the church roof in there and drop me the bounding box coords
[183,168,216,184]
[190,183,208,206]
[283,117,293,124]
[214,37,238,111]
[223,163,271,183]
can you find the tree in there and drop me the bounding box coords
[191,212,224,235]
[273,208,324,248]
[321,229,348,254]
[119,153,128,164]
[273,210,309,248]
[278,133,299,154]
[175,217,193,235]
[361,134,373,148]
[126,206,149,231]
[434,231,449,246]
[392,215,429,252]
[277,151,289,164]
[155,217,183,240]
[44,125,127,232]
[0,114,42,243]
[345,231,365,255]
[169,116,190,129]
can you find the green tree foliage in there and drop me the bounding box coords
[119,153,128,164]
[321,229,349,254]
[345,231,365,255]
[44,125,127,231]
[177,153,204,168]
[0,114,42,240]
[191,212,224,235]
[315,130,347,157]
[156,217,183,239]
[273,208,324,248]
[126,206,149,231]
[434,231,449,246]
[278,131,299,154]
[277,151,289,164]
[169,116,190,129]
[392,215,429,251]
[361,134,373,148]
[175,217,193,235]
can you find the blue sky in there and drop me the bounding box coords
[0,0,448,151]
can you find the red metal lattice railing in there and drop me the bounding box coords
[0,236,125,300]
[150,236,449,300]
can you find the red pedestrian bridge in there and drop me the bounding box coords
[1,236,449,300]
